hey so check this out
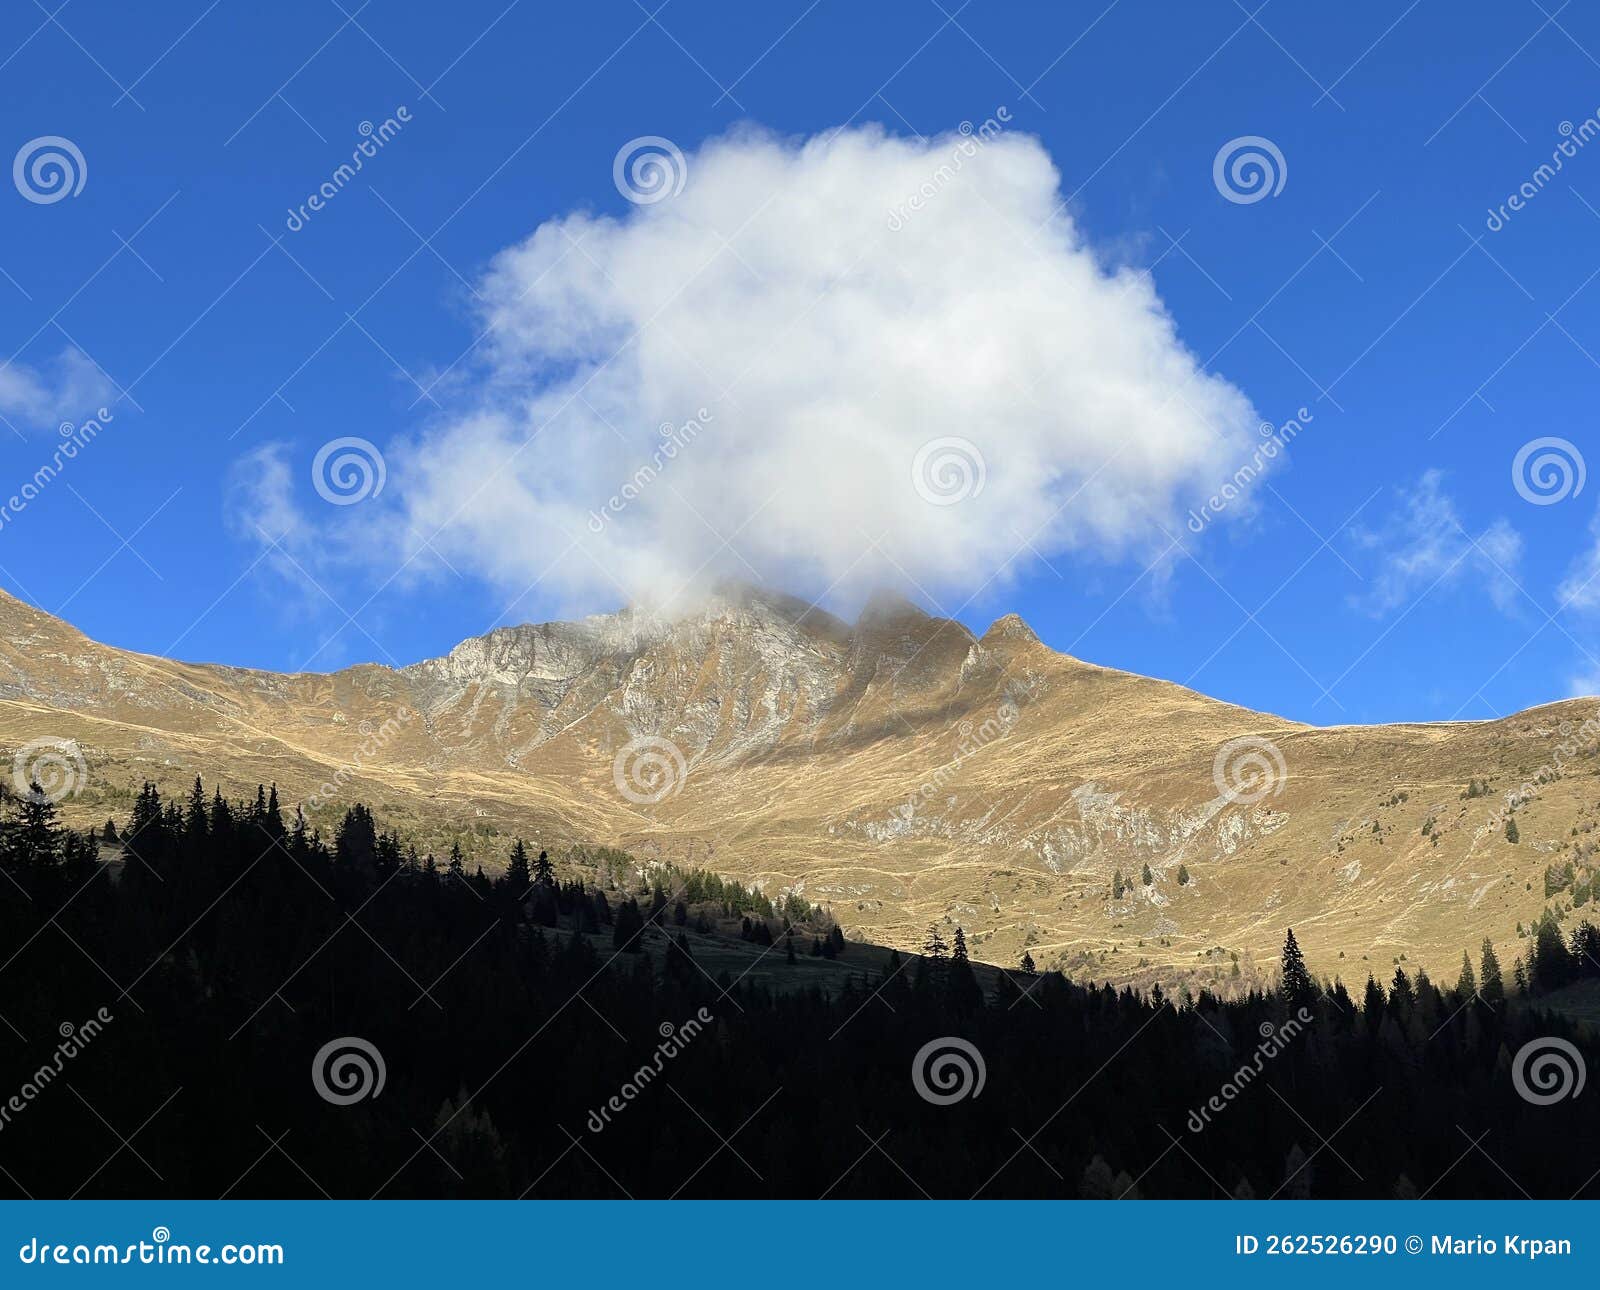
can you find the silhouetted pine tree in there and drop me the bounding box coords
[1280,928,1315,1010]
[505,840,532,892]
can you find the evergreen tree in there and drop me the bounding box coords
[1362,974,1385,1021]
[334,804,377,872]
[1389,966,1414,1012]
[1140,863,1153,887]
[1529,917,1576,993]
[947,926,982,1014]
[1455,951,1476,997]
[1019,951,1036,974]
[533,848,554,886]
[505,840,532,892]
[1176,864,1190,886]
[5,785,62,872]
[1480,937,1504,1003]
[1279,927,1315,1010]
[185,776,208,840]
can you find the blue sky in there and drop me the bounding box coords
[3,0,1600,726]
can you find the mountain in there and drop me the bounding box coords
[1,583,1594,988]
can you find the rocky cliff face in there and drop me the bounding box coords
[1,583,1596,990]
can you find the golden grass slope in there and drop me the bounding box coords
[1,584,1595,991]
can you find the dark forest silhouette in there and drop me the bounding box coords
[1,777,1598,1199]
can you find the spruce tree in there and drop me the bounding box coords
[1279,927,1315,1010]
[1479,937,1504,1003]
[1389,965,1414,1012]
[6,785,62,872]
[505,840,532,891]
[947,926,982,1014]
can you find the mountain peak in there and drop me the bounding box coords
[980,613,1042,649]
[856,589,929,625]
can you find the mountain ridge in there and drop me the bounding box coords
[1,582,1595,991]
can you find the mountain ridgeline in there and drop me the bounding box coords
[1,583,1599,989]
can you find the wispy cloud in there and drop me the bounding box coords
[0,348,113,434]
[1349,470,1523,616]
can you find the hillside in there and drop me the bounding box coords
[1,583,1596,987]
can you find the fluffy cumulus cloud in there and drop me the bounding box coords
[256,125,1269,612]
[1350,470,1524,616]
[0,348,113,433]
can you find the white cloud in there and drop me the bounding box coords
[246,124,1269,614]
[1350,470,1524,616]
[0,348,113,433]
[1558,507,1600,613]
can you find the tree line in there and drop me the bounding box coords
[0,776,1597,1199]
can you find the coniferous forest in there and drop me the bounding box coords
[2,777,1599,1200]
